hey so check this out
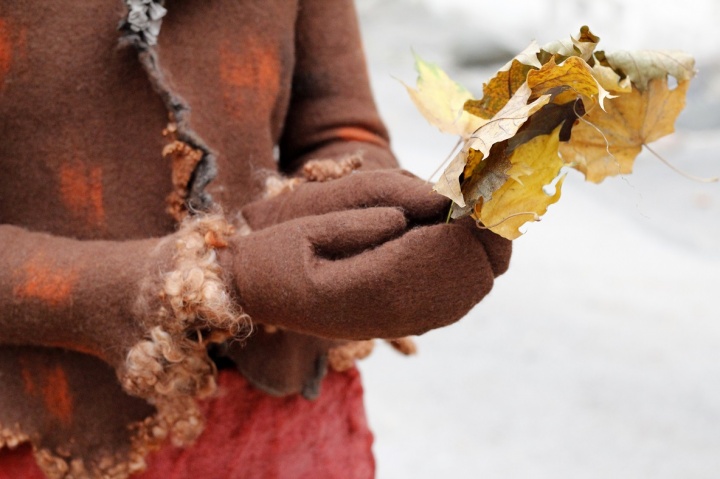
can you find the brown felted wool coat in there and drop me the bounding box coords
[0,1,511,477]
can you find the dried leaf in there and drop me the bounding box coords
[527,56,611,107]
[461,142,512,208]
[464,60,536,119]
[466,83,550,158]
[404,54,486,138]
[407,28,696,239]
[435,149,471,207]
[475,126,566,240]
[542,25,600,62]
[434,83,550,207]
[591,63,632,93]
[601,50,696,90]
[460,100,582,213]
[559,78,689,182]
[500,40,543,71]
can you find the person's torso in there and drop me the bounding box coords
[0,0,297,240]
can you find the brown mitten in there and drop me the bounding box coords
[222,171,511,341]
[241,169,450,230]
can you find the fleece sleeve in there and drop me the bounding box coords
[0,216,243,401]
[0,224,161,366]
[278,0,399,173]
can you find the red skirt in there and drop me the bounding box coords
[0,368,375,479]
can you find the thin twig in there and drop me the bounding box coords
[643,143,719,183]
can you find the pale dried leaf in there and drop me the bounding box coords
[404,55,487,138]
[602,50,696,90]
[559,78,689,182]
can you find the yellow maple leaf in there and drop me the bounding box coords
[475,126,566,240]
[464,60,535,119]
[407,28,697,239]
[559,78,689,183]
[527,56,611,107]
[457,100,582,218]
[403,54,486,138]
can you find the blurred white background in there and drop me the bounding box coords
[355,1,720,478]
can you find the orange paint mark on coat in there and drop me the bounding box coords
[219,38,280,115]
[15,359,73,426]
[20,366,36,396]
[40,365,74,426]
[331,127,389,148]
[0,19,13,86]
[59,162,106,228]
[13,258,78,308]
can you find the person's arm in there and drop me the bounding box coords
[278,0,399,173]
[0,218,240,401]
[0,225,161,365]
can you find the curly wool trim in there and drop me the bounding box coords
[121,0,167,46]
[0,423,30,450]
[262,153,365,199]
[163,124,204,222]
[121,214,250,402]
[0,222,231,479]
[387,337,418,356]
[328,340,375,372]
[301,154,364,182]
[1,397,203,479]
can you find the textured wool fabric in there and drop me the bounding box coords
[240,169,450,231]
[226,169,511,340]
[0,0,511,476]
[0,368,375,479]
[229,168,510,398]
[224,211,509,340]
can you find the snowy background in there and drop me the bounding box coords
[354,1,720,478]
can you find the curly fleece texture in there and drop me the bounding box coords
[123,214,250,402]
[0,214,249,479]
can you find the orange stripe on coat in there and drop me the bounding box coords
[58,162,106,228]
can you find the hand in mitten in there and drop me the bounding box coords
[222,170,511,341]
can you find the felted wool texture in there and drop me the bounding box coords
[0,0,512,477]
[228,210,510,341]
[0,348,157,479]
[225,327,339,400]
[0,0,405,405]
[0,368,376,479]
[122,213,248,402]
[154,0,398,211]
[0,2,175,241]
[232,165,421,391]
[0,0,398,235]
[0,214,246,478]
[240,169,451,233]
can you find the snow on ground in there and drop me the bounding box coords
[355,1,720,478]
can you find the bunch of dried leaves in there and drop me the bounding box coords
[406,27,698,239]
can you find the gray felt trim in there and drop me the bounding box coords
[119,1,217,214]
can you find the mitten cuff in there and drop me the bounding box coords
[119,214,251,448]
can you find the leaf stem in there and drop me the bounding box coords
[643,143,719,183]
[445,204,454,223]
[427,137,463,183]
